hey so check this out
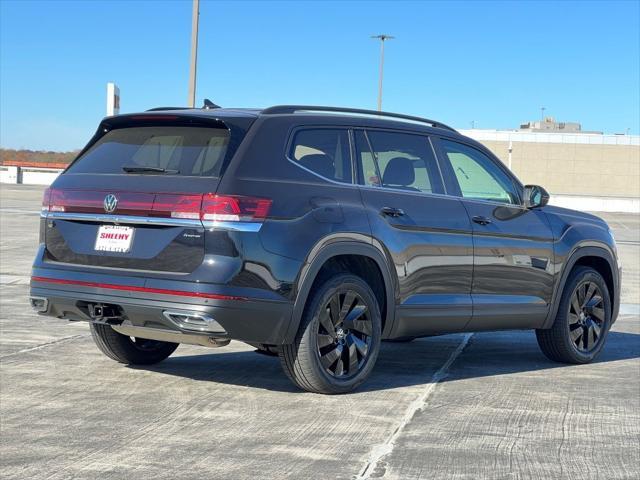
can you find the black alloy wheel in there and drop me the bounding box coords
[567,280,605,353]
[279,273,382,394]
[536,266,611,364]
[316,290,373,378]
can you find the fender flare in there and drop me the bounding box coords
[282,240,397,343]
[542,244,618,329]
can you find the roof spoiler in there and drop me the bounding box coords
[146,99,221,112]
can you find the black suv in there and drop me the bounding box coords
[30,105,621,394]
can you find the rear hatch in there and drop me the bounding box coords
[43,114,249,274]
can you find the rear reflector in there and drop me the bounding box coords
[30,276,247,301]
[42,190,271,223]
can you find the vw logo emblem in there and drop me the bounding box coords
[103,194,118,213]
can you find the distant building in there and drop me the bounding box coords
[519,117,602,134]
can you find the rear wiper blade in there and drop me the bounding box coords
[122,165,179,174]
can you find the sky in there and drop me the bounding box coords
[1,0,639,151]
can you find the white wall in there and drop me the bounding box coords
[1,166,62,185]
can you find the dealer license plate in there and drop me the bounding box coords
[94,225,134,253]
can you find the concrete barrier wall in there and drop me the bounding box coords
[1,166,62,185]
[461,129,640,197]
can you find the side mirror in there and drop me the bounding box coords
[523,184,550,209]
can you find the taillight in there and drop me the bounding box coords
[41,190,272,224]
[48,188,67,212]
[43,189,154,215]
[201,194,272,222]
[41,187,52,213]
[152,194,202,219]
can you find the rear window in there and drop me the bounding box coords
[67,126,231,177]
[288,129,352,183]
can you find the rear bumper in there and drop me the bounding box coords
[30,274,293,345]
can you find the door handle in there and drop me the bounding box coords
[381,207,405,217]
[472,215,492,225]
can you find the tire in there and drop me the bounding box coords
[279,274,382,394]
[90,323,179,365]
[536,266,611,364]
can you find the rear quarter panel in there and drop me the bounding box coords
[218,116,372,264]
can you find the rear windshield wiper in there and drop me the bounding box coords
[122,165,179,174]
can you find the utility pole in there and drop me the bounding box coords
[188,0,200,108]
[371,34,394,111]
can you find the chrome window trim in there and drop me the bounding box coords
[454,196,526,209]
[356,183,465,201]
[281,125,511,206]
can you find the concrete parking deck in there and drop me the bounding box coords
[1,185,638,479]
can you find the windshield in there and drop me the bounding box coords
[67,125,231,177]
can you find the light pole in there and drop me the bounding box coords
[371,34,394,111]
[188,0,200,108]
[540,106,546,123]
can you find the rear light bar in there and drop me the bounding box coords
[201,194,272,222]
[42,189,272,223]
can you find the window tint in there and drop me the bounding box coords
[440,139,519,204]
[355,130,443,194]
[67,126,230,176]
[289,129,352,183]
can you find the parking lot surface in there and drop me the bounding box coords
[1,185,638,479]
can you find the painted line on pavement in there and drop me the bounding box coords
[355,332,474,480]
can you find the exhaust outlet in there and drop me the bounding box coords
[29,296,49,313]
[163,310,225,334]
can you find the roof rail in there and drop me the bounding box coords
[261,105,457,132]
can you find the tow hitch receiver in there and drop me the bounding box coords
[87,303,124,325]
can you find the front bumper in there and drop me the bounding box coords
[30,275,293,346]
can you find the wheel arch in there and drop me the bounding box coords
[283,240,397,343]
[543,244,619,329]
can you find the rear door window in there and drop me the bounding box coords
[355,130,444,194]
[288,129,352,183]
[66,126,230,177]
